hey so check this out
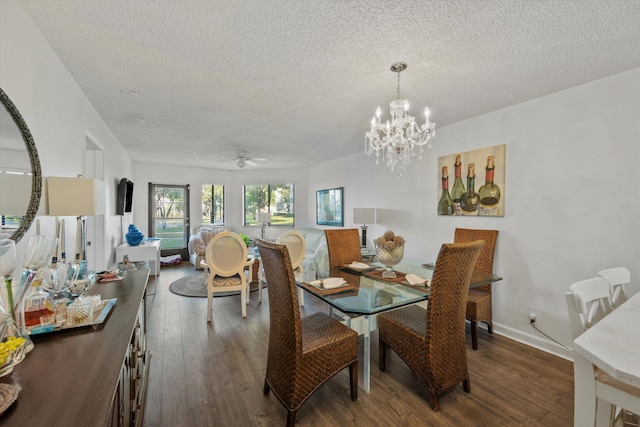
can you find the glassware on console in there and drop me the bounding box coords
[67,259,86,297]
[14,235,58,353]
[43,260,71,299]
[0,239,27,373]
[23,275,54,328]
[18,235,59,290]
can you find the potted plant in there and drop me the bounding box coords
[239,233,252,247]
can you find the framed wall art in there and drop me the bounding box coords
[437,144,506,216]
[316,187,343,226]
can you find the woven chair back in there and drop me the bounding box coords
[425,240,484,383]
[205,231,248,277]
[276,230,306,272]
[454,228,498,293]
[256,239,302,378]
[325,229,362,268]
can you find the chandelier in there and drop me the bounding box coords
[365,62,436,176]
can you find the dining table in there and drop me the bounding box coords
[572,291,640,426]
[297,261,503,393]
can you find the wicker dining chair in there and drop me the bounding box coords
[203,231,255,321]
[256,239,358,427]
[378,240,484,411]
[453,228,498,350]
[325,228,362,268]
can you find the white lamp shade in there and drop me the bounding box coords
[256,211,272,223]
[353,208,376,224]
[48,176,106,216]
[0,172,47,215]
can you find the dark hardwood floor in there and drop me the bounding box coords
[143,262,574,426]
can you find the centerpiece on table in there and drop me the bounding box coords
[373,231,405,278]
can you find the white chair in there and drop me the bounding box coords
[566,277,640,426]
[597,267,631,309]
[277,230,306,305]
[202,231,255,321]
[258,231,307,305]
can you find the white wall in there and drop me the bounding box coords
[131,163,309,243]
[0,0,133,272]
[308,67,640,358]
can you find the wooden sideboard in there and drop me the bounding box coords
[0,268,150,426]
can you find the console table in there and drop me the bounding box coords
[116,239,161,275]
[0,268,151,426]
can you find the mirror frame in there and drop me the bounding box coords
[0,88,42,243]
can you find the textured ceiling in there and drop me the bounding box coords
[16,0,640,170]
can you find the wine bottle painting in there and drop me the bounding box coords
[437,144,505,217]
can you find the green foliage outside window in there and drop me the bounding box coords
[243,183,294,226]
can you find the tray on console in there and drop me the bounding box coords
[28,298,117,335]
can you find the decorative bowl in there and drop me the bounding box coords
[67,298,94,324]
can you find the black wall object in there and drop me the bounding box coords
[116,178,134,215]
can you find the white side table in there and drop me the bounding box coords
[116,239,161,275]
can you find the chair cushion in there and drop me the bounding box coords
[466,289,491,320]
[211,273,243,287]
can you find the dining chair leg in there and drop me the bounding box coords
[207,289,213,323]
[349,360,358,401]
[241,284,247,318]
[379,340,387,371]
[471,320,479,350]
[429,392,440,412]
[286,410,297,427]
[263,378,270,395]
[463,378,471,393]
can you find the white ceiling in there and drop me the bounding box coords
[17,0,640,170]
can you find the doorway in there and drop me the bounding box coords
[148,183,190,260]
[84,135,106,272]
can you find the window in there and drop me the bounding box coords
[202,184,225,224]
[1,215,22,238]
[243,183,294,226]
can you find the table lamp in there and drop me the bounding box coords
[47,176,105,262]
[0,173,47,214]
[256,211,272,240]
[353,208,376,247]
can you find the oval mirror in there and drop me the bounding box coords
[0,88,42,243]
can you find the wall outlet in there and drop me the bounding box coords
[528,308,537,324]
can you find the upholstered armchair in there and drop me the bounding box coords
[187,224,229,269]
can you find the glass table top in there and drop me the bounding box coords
[299,261,502,316]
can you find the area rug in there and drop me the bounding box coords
[169,273,266,298]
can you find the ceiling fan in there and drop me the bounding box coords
[227,151,267,169]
